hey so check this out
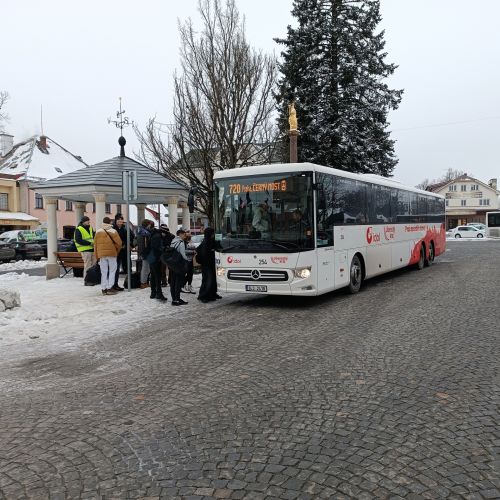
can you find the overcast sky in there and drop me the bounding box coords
[2,0,500,186]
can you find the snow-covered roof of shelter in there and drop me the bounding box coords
[0,136,87,180]
[0,211,39,222]
[33,155,185,190]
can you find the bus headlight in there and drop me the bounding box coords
[216,266,226,277]
[294,266,311,279]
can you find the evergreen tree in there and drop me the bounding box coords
[276,0,403,176]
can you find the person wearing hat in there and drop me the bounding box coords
[74,216,96,280]
[145,224,169,301]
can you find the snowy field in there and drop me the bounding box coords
[0,272,229,349]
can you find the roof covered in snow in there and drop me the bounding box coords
[32,155,186,190]
[0,136,87,180]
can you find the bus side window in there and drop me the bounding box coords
[316,173,334,246]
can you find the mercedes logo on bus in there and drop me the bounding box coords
[251,269,261,280]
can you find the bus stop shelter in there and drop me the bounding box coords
[32,150,188,279]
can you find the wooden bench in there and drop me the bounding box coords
[55,251,84,278]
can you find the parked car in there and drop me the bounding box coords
[447,225,485,239]
[0,230,45,260]
[467,222,486,231]
[0,229,74,258]
[0,240,16,262]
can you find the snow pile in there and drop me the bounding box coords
[0,288,20,312]
[0,273,227,346]
[0,259,47,272]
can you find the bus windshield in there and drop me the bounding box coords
[214,172,314,252]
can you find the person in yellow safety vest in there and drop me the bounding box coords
[74,216,96,283]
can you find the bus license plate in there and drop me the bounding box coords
[245,285,267,292]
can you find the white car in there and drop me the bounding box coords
[447,225,485,238]
[467,222,486,230]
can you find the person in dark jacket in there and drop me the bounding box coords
[145,227,168,301]
[136,219,154,288]
[169,229,190,306]
[197,227,220,303]
[113,214,131,274]
[159,224,174,286]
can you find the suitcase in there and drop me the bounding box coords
[84,263,101,285]
[123,271,141,289]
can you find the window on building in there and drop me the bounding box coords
[480,199,490,206]
[65,201,73,211]
[471,184,479,191]
[0,193,8,210]
[35,193,44,209]
[461,185,467,192]
[105,203,111,214]
[449,185,457,192]
[445,199,449,207]
[116,204,122,214]
[461,199,466,207]
[92,203,96,213]
[56,200,60,211]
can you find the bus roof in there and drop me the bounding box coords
[213,162,444,199]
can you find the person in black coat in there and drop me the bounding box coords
[146,227,168,301]
[197,227,221,303]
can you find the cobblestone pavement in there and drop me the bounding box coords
[0,241,499,500]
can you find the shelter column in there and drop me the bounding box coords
[94,194,106,228]
[45,197,59,280]
[167,197,178,233]
[136,204,146,226]
[75,202,86,225]
[180,202,191,230]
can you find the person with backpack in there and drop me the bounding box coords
[196,227,220,303]
[136,219,154,289]
[168,229,190,306]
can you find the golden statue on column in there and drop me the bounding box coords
[288,102,298,131]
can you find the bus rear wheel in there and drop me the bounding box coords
[348,255,363,294]
[425,242,434,267]
[417,244,425,270]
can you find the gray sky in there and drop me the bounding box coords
[1,0,499,187]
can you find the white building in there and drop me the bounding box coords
[430,174,500,229]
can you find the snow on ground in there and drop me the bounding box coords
[0,258,47,272]
[0,272,231,348]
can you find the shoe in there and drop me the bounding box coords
[215,294,222,299]
[181,287,188,293]
[106,289,118,295]
[200,298,210,303]
[171,301,181,306]
[187,285,196,294]
[139,283,149,289]
[156,295,168,302]
[112,285,124,291]
[178,299,188,305]
[102,289,108,295]
[150,293,157,299]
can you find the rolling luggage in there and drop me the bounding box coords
[124,271,141,289]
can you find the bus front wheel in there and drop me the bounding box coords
[348,255,363,294]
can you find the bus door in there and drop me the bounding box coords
[315,186,335,292]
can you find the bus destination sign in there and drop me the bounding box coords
[229,180,287,194]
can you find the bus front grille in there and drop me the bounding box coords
[227,269,289,282]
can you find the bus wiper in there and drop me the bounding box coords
[269,240,300,250]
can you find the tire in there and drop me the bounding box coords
[416,244,425,270]
[15,253,24,261]
[348,255,363,294]
[455,234,461,239]
[424,242,434,267]
[477,233,484,238]
[33,257,41,261]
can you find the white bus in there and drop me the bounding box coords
[214,163,446,296]
[486,211,500,238]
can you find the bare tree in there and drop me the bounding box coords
[0,91,9,131]
[416,168,472,190]
[136,0,279,223]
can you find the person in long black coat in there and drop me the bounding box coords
[197,228,220,303]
